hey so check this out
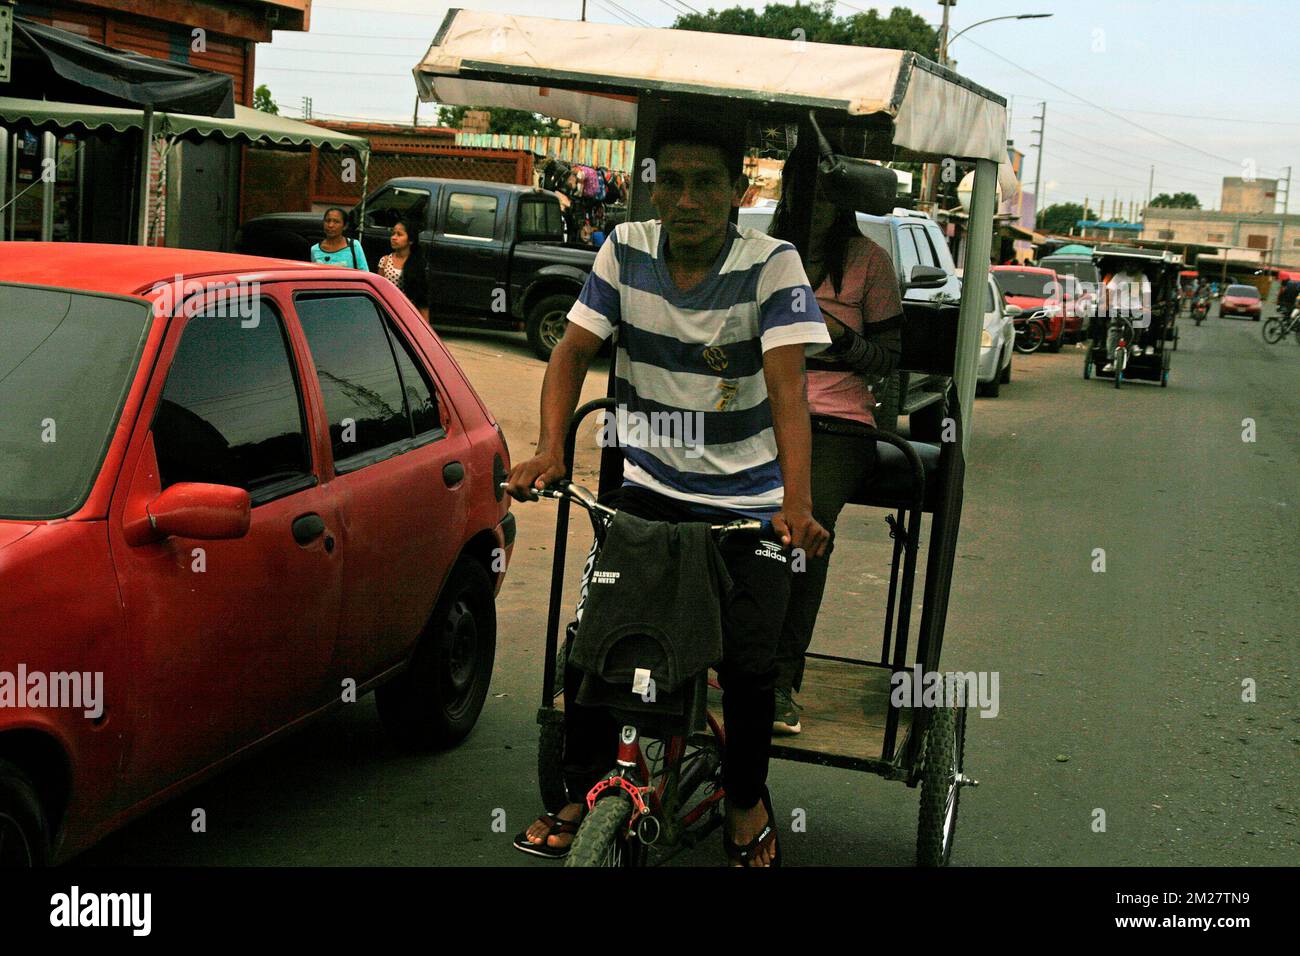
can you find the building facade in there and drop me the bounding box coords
[1142,207,1300,268]
[3,0,310,245]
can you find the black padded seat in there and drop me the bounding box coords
[850,439,941,512]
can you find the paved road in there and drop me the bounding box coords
[78,309,1297,866]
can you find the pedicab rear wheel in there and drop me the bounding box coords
[565,793,645,868]
[916,706,967,867]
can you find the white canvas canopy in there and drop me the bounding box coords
[414,9,1007,163]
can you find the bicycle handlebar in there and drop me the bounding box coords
[498,480,765,537]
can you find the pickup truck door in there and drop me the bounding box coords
[358,184,435,270]
[430,185,509,315]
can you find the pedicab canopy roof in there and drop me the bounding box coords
[413,9,1008,164]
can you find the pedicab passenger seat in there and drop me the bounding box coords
[846,300,956,514]
[851,438,942,512]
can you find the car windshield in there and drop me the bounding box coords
[1226,285,1258,298]
[0,285,152,519]
[1040,259,1099,285]
[994,270,1056,298]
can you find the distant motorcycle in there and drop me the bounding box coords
[1192,296,1210,326]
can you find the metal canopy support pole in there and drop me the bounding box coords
[0,130,7,241]
[953,157,996,459]
[40,131,55,241]
[135,105,154,245]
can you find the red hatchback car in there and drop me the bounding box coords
[0,244,513,865]
[1220,283,1262,320]
[991,265,1066,351]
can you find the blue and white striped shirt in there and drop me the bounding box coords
[567,219,831,518]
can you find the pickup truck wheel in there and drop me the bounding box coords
[526,294,575,361]
[0,760,49,867]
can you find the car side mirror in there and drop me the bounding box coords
[904,265,948,289]
[147,482,250,540]
[1003,303,1023,316]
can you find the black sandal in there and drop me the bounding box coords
[724,787,781,867]
[513,811,583,859]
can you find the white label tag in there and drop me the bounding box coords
[632,668,652,695]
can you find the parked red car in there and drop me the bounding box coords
[1220,283,1262,320]
[991,265,1066,351]
[0,244,513,865]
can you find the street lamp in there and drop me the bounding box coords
[939,12,1054,67]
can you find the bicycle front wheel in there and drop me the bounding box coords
[565,794,644,868]
[1262,318,1285,344]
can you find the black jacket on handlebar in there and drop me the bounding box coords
[569,511,732,697]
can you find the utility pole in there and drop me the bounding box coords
[581,1,587,22]
[1031,101,1045,209]
[922,1,957,209]
[301,96,312,120]
[1273,165,1290,278]
[412,95,419,128]
[1146,165,1154,211]
[938,0,955,64]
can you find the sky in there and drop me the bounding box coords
[253,0,1300,214]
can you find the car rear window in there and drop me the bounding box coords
[0,284,151,519]
[993,270,1056,298]
[1226,285,1258,297]
[294,293,443,472]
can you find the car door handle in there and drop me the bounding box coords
[443,462,465,487]
[292,513,326,546]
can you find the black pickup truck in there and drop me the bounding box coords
[236,177,596,359]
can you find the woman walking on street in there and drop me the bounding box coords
[310,207,368,270]
[767,143,903,735]
[376,220,430,323]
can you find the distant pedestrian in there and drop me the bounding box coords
[376,220,429,322]
[310,207,368,269]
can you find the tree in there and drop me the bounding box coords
[253,84,278,115]
[672,2,936,55]
[1149,192,1201,209]
[1037,202,1097,235]
[436,104,563,136]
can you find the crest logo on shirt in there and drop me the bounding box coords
[702,346,729,372]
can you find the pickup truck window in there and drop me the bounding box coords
[897,227,922,278]
[908,226,939,268]
[518,198,564,241]
[445,193,498,240]
[364,186,431,231]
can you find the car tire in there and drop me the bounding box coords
[525,293,576,361]
[0,760,49,867]
[376,558,497,750]
[1000,350,1012,384]
[1047,336,1063,353]
[980,375,1000,398]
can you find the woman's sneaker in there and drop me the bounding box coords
[773,688,802,735]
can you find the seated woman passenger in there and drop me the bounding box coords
[766,144,903,734]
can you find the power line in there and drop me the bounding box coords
[1005,94,1300,128]
[1039,128,1225,187]
[963,35,1244,168]
[589,0,638,27]
[601,0,655,28]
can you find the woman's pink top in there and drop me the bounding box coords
[807,236,903,427]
